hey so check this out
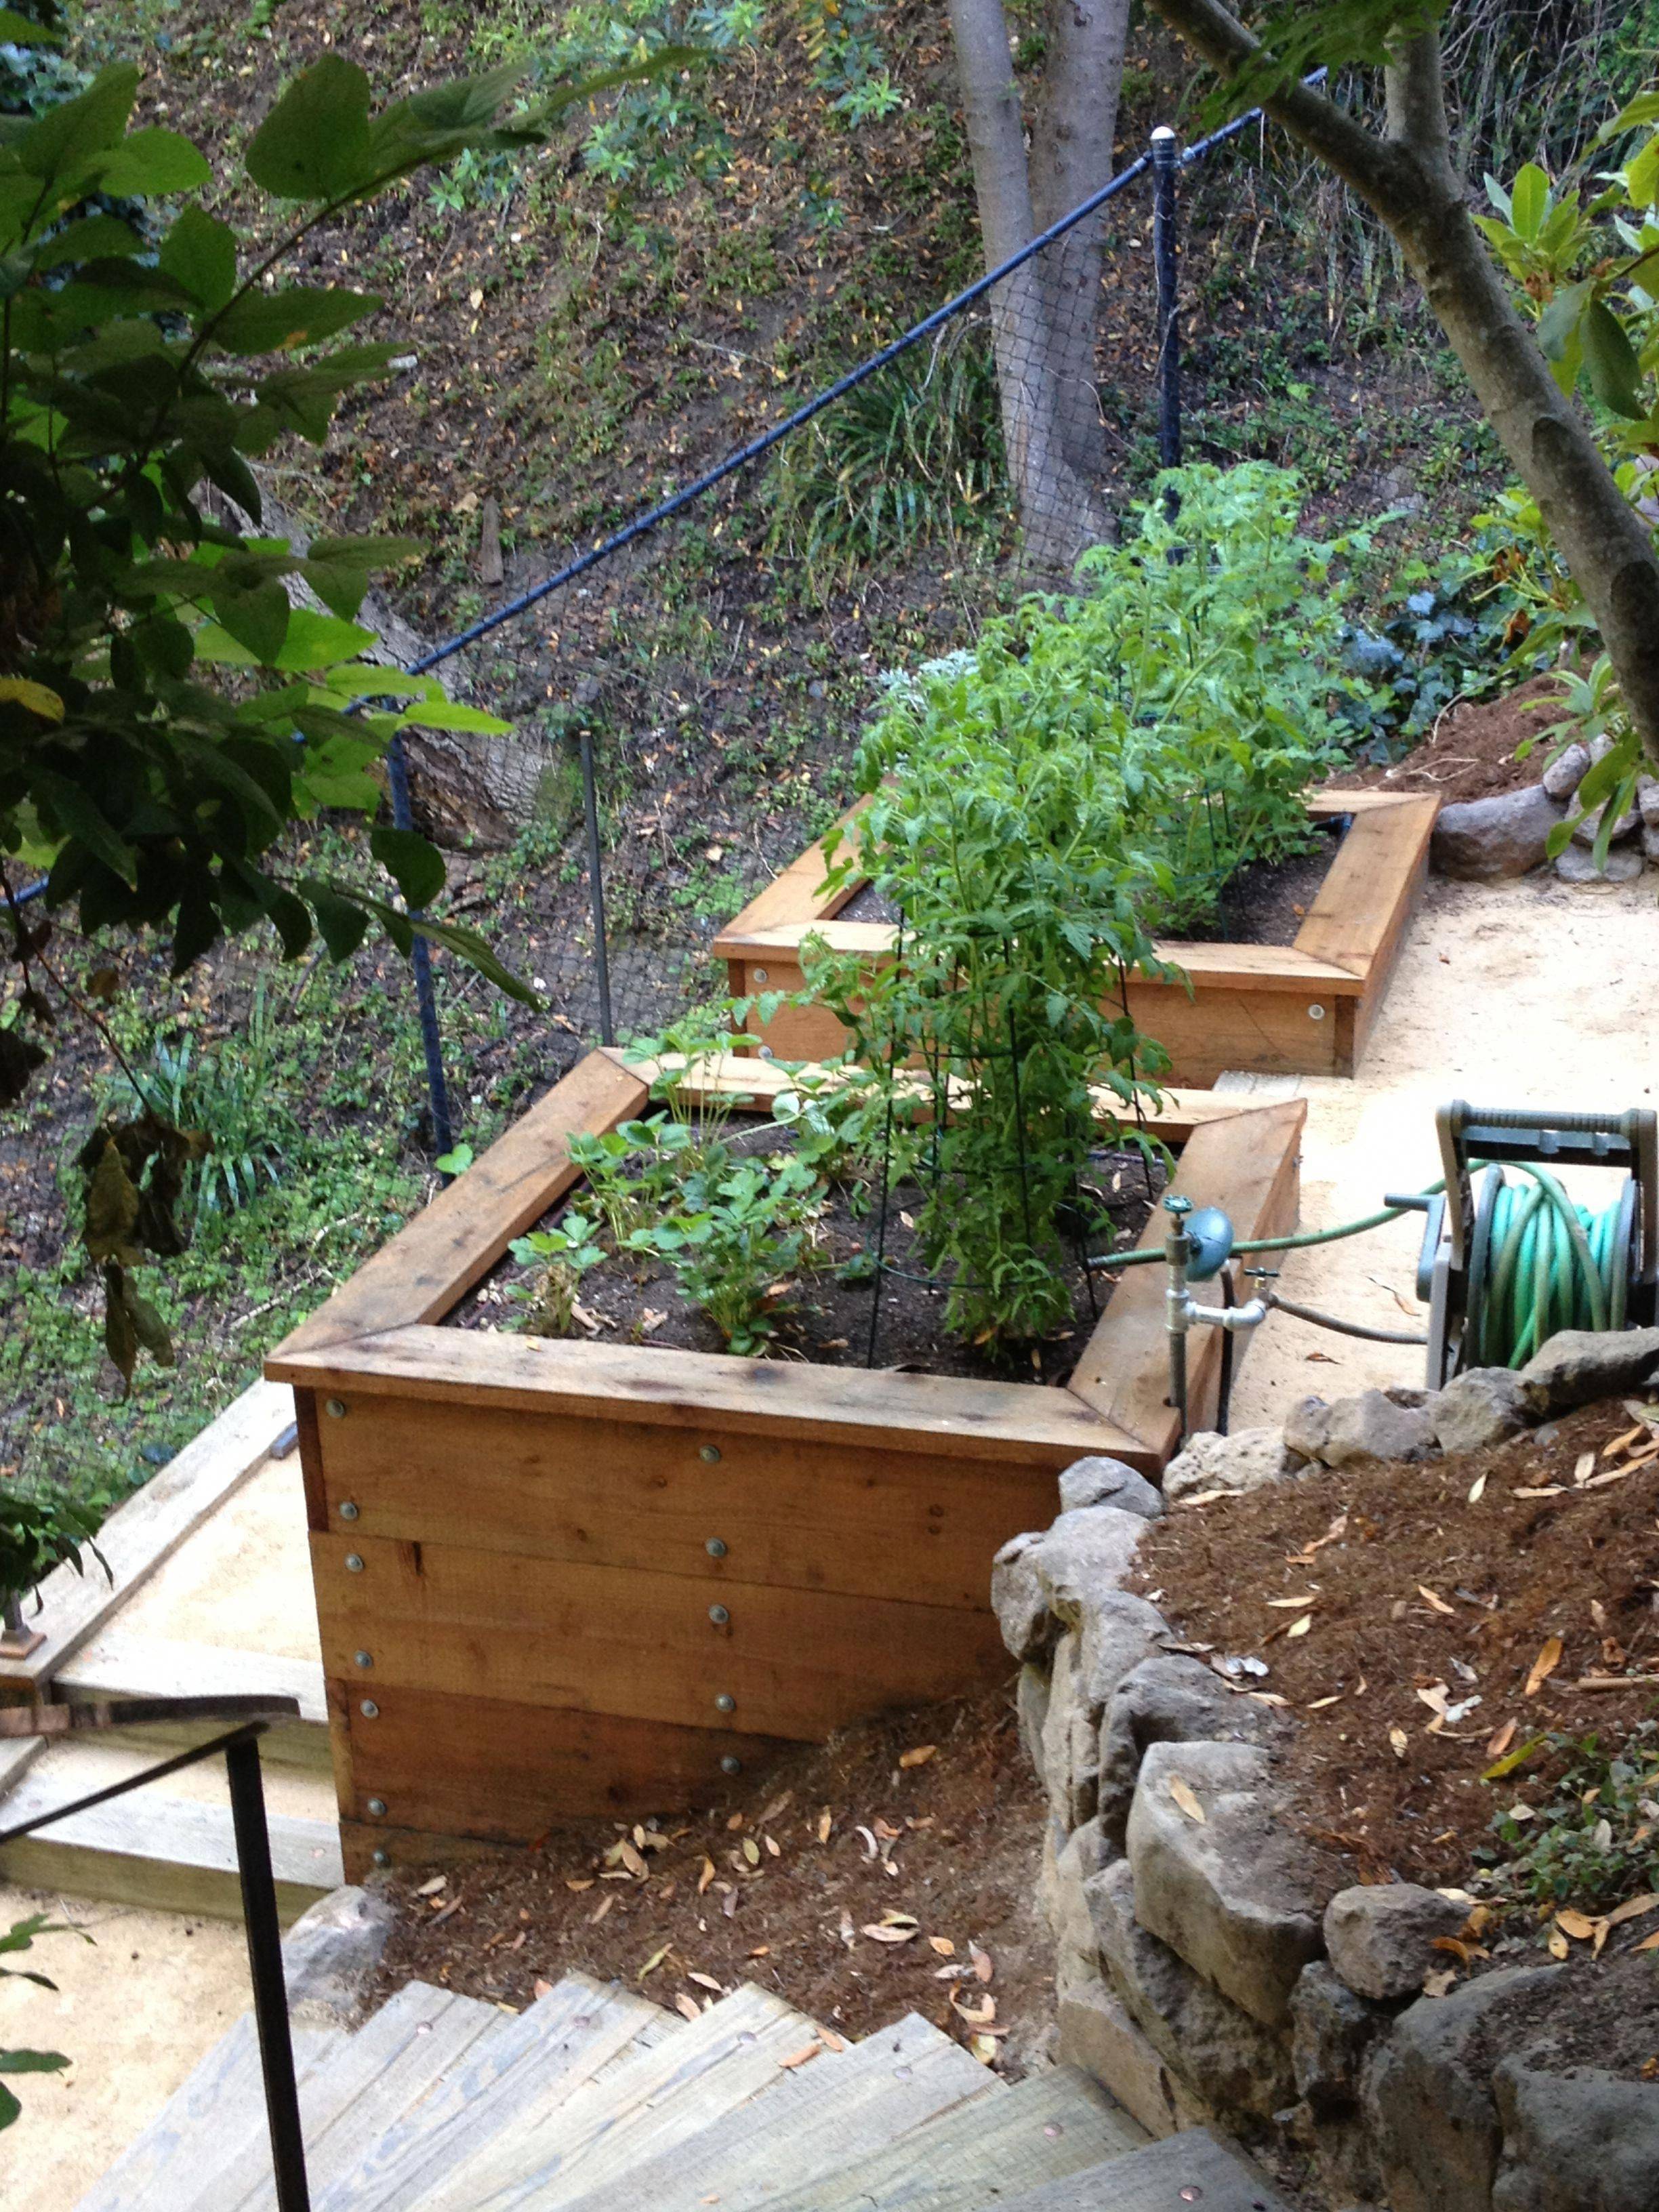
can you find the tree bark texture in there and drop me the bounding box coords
[1145,0,1659,767]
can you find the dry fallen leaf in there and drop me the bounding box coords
[1525,1635,1565,1697]
[1604,1893,1659,1929]
[1485,1718,1517,1761]
[899,1744,937,1770]
[928,1935,956,1957]
[1265,1593,1321,1609]
[533,1978,554,2000]
[1168,1776,1206,1824]
[1468,1471,1488,1504]
[1574,1450,1597,1486]
[1634,1927,1659,1953]
[1286,1613,1314,1639]
[817,1807,834,1843]
[1547,1927,1571,1961]
[970,1942,994,1984]
[861,1923,918,1944]
[675,1993,702,2024]
[819,2028,848,2053]
[1422,1967,1458,1998]
[778,2043,821,2071]
[415,1875,447,1897]
[697,1857,716,1896]
[1555,1908,1599,1941]
[1389,1725,1410,1760]
[1418,1584,1456,1616]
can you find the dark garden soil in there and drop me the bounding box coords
[370,1686,1055,2076]
[451,1131,1166,1387]
[839,819,1343,949]
[1131,1398,1659,1902]
[1325,675,1563,805]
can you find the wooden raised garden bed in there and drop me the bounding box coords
[266,1050,1304,1877]
[714,789,1438,1086]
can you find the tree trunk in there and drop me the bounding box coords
[1144,0,1659,769]
[1029,0,1134,485]
[946,0,1110,569]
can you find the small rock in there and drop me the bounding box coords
[1492,2056,1659,2212]
[1639,774,1659,827]
[1364,1965,1561,2212]
[1282,1395,1332,1461]
[1057,1971,1207,2139]
[1432,785,1563,880]
[1555,842,1644,883]
[1059,1454,1165,1519]
[1040,1816,1112,1992]
[990,1530,1053,1664]
[1519,1326,1659,1412]
[1291,1961,1394,2206]
[1571,797,1641,846]
[1076,1586,1169,1711]
[1097,1654,1284,1849]
[283,1885,396,2029]
[1430,1367,1534,1456]
[1126,1739,1325,2028]
[1041,1631,1103,1831]
[1162,1427,1300,1503]
[1540,742,1591,800]
[1321,1389,1438,1467]
[1088,1856,1296,2122]
[1324,1883,1469,2001]
[1643,823,1659,863]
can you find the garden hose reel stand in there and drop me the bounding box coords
[1412,1101,1658,1389]
[1158,1099,1659,1439]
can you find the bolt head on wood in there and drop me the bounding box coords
[1308,1003,1326,1021]
[373,1849,390,1868]
[345,1553,365,1574]
[338,1500,360,1521]
[354,1650,374,1669]
[705,1537,728,1557]
[708,1604,731,1626]
[715,1692,735,1713]
[360,1700,380,1719]
[325,1398,348,1418]
[367,1798,387,1817]
[752,967,768,984]
[720,1755,742,1775]
[699,1445,721,1463]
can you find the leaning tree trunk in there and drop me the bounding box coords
[1029,0,1134,489]
[947,0,1111,569]
[1145,0,1659,771]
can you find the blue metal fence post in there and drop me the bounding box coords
[384,729,456,1168]
[1151,125,1183,501]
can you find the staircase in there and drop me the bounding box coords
[77,1971,1291,2212]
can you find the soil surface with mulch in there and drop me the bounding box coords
[451,1128,1166,1387]
[371,1688,1053,2074]
[1326,675,1561,806]
[1131,1398,1659,1902]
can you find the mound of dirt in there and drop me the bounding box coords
[1131,1398,1659,1893]
[371,1687,1053,2072]
[1327,674,1563,806]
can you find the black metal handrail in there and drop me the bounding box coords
[0,1696,312,2212]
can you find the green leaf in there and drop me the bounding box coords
[94,126,211,197]
[1626,134,1659,213]
[304,881,371,961]
[1509,162,1549,243]
[34,213,146,270]
[14,62,137,193]
[245,56,373,201]
[394,697,512,735]
[205,582,291,667]
[209,285,379,357]
[1536,278,1591,361]
[1582,300,1645,418]
[299,532,419,618]
[0,2080,19,2131]
[0,8,62,43]
[370,825,447,909]
[30,770,138,885]
[411,914,541,1006]
[158,207,237,312]
[276,609,377,670]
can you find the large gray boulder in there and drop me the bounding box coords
[1126,1739,1325,2028]
[1324,1882,1469,2001]
[1076,1586,1168,1710]
[1057,1970,1208,2139]
[1291,1961,1394,2208]
[1282,1394,1333,1462]
[1519,1326,1659,1412]
[1364,1965,1561,2212]
[1431,1366,1534,1455]
[1161,1427,1300,1503]
[991,1504,1150,1663]
[1059,1454,1165,1519]
[1087,1856,1296,2123]
[1097,1654,1284,1850]
[1433,785,1563,879]
[1322,1387,1439,1467]
[1492,2057,1659,2212]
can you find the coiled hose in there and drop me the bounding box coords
[1096,1162,1635,1372]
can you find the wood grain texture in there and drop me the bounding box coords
[272,1052,649,1358]
[271,1324,1133,1468]
[1067,1098,1305,1458]
[311,1532,1010,1743]
[56,1635,329,1768]
[988,2130,1294,2212]
[332,1681,791,1838]
[315,1397,1060,1610]
[0,1379,292,1696]
[712,796,871,947]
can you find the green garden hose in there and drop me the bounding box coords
[1094,1163,1635,1372]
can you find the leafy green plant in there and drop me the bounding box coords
[1338,553,1526,764]
[623,1149,825,1354]
[764,329,1004,593]
[105,986,293,1223]
[0,1479,108,1629]
[508,1208,605,1334]
[1477,1721,1659,1918]
[0,1912,82,2131]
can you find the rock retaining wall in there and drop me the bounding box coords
[1431,741,1659,884]
[1000,1330,1659,2212]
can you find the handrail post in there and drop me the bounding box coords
[1151,125,1183,509]
[225,1733,312,2212]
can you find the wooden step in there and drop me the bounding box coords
[979,2129,1295,2211]
[72,2012,341,2212]
[760,2064,1147,2212]
[306,1975,677,2212]
[415,1982,819,2212]
[0,1740,342,1921]
[556,2009,1001,2212]
[55,1633,331,1771]
[198,1980,504,2212]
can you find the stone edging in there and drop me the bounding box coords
[1431,743,1659,885]
[996,1328,1659,2211]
